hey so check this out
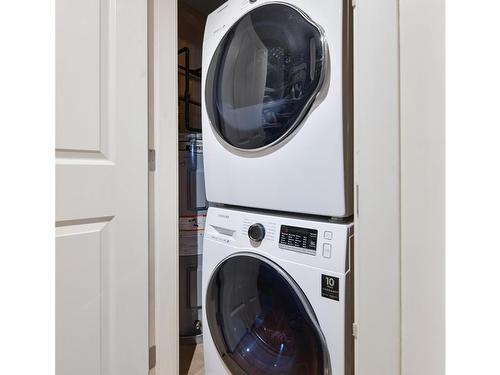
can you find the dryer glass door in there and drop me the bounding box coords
[205,4,326,151]
[205,253,330,375]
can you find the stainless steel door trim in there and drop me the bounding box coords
[204,1,330,154]
[205,251,332,375]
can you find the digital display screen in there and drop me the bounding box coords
[279,225,318,255]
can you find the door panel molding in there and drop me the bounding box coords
[56,0,149,374]
[56,0,101,152]
[56,220,111,375]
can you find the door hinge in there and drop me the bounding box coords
[352,322,359,338]
[352,0,357,8]
[149,345,156,370]
[149,149,156,171]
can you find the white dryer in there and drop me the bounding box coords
[202,0,353,218]
[202,206,354,374]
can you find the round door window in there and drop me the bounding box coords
[205,254,330,375]
[205,4,326,150]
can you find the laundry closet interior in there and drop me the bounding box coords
[173,0,354,374]
[176,0,227,372]
[176,1,223,373]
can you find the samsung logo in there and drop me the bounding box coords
[213,24,226,35]
[217,214,230,219]
[216,4,229,13]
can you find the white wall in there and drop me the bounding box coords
[355,0,445,374]
[354,0,402,373]
[400,0,445,374]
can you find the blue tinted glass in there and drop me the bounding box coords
[205,4,325,150]
[206,255,327,374]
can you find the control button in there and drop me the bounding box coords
[322,243,332,258]
[248,223,266,242]
[324,231,333,240]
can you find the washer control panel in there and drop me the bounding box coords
[206,207,352,274]
[279,225,318,256]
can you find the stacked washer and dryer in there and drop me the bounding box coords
[200,0,354,374]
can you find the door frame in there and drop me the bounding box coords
[150,0,179,373]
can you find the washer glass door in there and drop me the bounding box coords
[205,4,326,151]
[205,254,329,374]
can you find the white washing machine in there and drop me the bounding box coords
[202,206,354,374]
[202,0,353,218]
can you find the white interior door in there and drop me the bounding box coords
[55,0,149,374]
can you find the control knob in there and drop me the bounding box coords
[248,223,266,242]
